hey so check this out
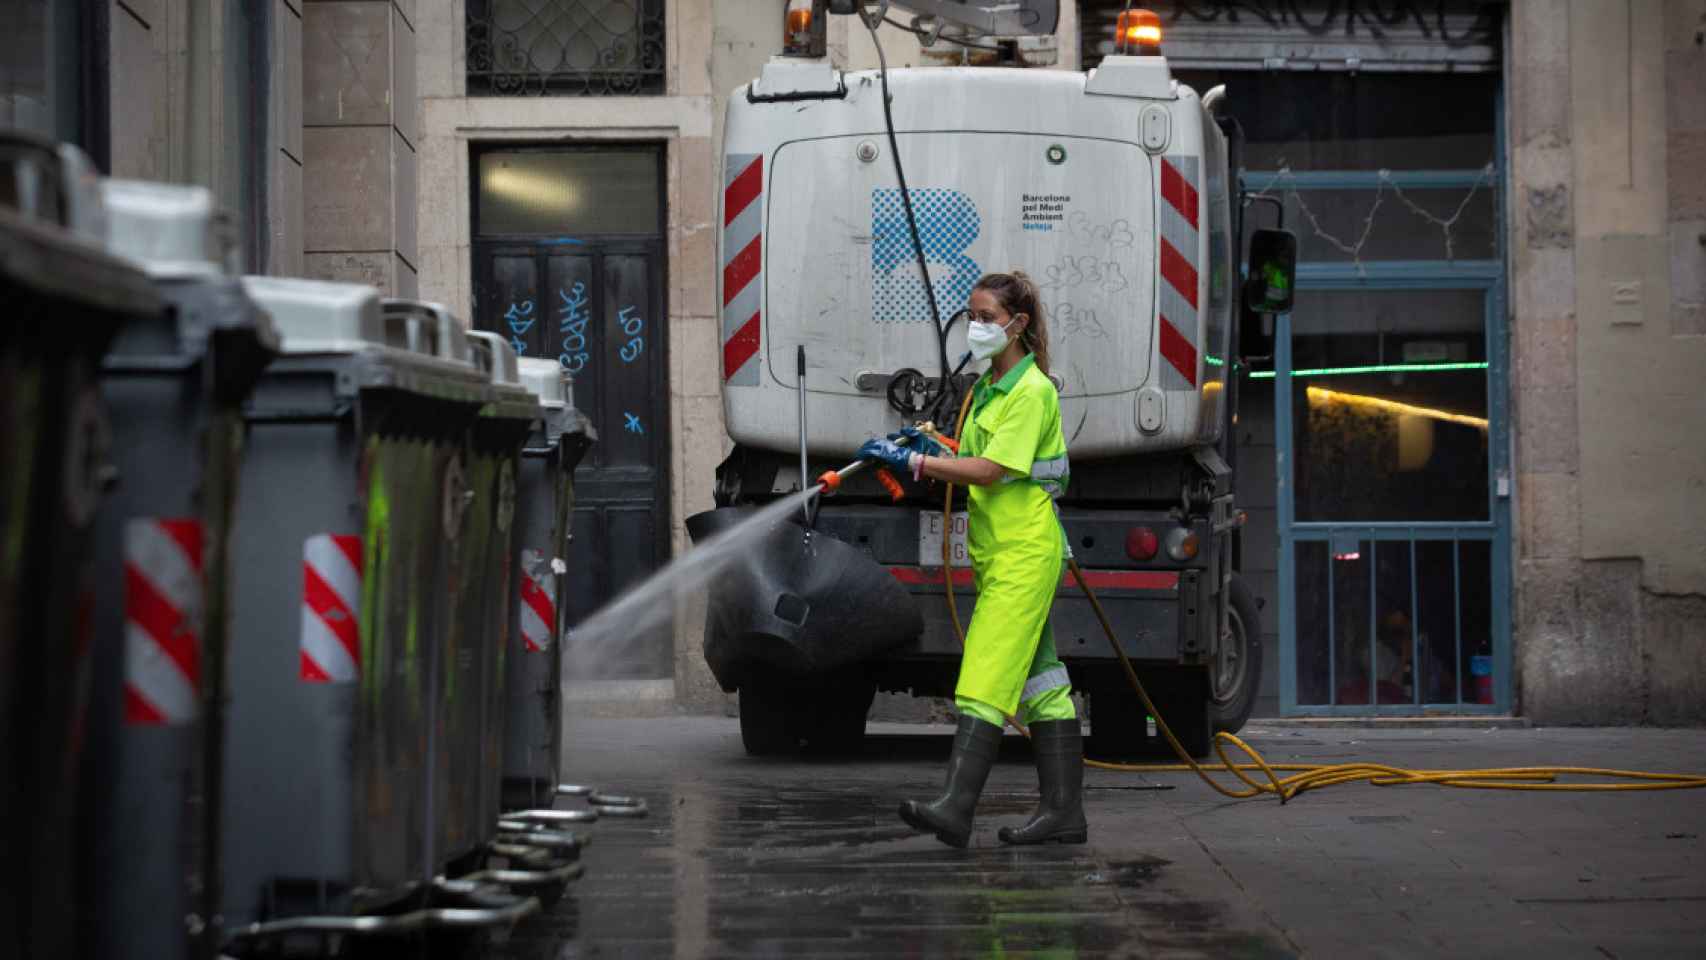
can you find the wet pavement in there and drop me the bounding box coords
[491,718,1706,958]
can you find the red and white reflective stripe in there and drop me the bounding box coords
[300,534,362,683]
[518,548,556,653]
[124,519,203,725]
[722,153,763,385]
[884,566,1180,592]
[1157,156,1201,390]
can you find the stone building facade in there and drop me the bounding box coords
[4,0,1700,723]
[1507,0,1706,723]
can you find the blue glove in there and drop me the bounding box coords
[857,437,917,473]
[887,426,947,458]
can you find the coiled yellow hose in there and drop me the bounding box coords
[939,388,1706,802]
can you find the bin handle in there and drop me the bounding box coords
[494,828,584,849]
[227,896,539,940]
[459,861,584,887]
[506,808,599,824]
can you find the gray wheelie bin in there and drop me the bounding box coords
[434,328,540,874]
[219,279,536,949]
[503,358,594,811]
[80,180,277,960]
[0,136,162,960]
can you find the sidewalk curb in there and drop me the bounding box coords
[1243,716,1531,730]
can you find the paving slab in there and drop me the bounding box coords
[488,719,1706,958]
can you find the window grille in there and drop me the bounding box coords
[466,0,665,96]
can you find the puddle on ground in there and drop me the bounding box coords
[485,777,1296,958]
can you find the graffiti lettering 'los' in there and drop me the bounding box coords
[617,305,645,364]
[558,282,591,374]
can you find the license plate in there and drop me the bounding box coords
[918,510,972,568]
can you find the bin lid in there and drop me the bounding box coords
[0,211,161,323]
[0,132,105,239]
[465,331,522,387]
[101,180,238,278]
[241,276,492,408]
[241,275,387,355]
[466,330,541,423]
[517,357,567,408]
[516,356,593,453]
[382,298,472,364]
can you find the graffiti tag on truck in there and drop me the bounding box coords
[1039,256,1130,294]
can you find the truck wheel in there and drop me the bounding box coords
[1209,576,1263,735]
[739,683,802,756]
[803,679,876,754]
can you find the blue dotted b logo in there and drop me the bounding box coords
[872,189,981,324]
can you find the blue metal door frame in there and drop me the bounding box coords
[1249,157,1511,715]
[1271,259,1511,715]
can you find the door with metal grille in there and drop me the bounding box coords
[1274,276,1511,714]
[472,145,671,679]
[1163,61,1511,716]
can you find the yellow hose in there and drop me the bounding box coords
[937,389,1706,801]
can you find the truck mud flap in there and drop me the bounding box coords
[686,507,923,687]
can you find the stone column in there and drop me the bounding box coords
[1509,0,1588,721]
[1512,0,1706,724]
[268,0,305,277]
[671,0,734,714]
[301,0,418,296]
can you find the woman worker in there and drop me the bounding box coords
[857,270,1085,848]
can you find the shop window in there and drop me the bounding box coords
[466,0,665,96]
[1178,72,1499,266]
[1288,288,1490,523]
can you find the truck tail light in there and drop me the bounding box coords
[1165,528,1199,562]
[1125,526,1159,562]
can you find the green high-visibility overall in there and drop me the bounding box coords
[953,352,1075,727]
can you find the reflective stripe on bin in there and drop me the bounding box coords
[124,519,204,725]
[299,533,363,683]
[519,548,555,653]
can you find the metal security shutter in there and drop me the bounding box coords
[1082,1,1504,72]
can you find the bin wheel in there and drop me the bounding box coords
[739,683,802,756]
[1209,576,1263,735]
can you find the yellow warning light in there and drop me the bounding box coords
[784,0,814,55]
[787,6,812,37]
[1117,9,1163,53]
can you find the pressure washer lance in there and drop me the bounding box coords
[815,423,957,502]
[817,455,905,501]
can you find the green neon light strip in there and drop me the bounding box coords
[1246,362,1488,380]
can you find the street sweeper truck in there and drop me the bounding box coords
[687,1,1297,757]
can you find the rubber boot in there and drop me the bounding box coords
[898,715,1002,848]
[997,718,1088,845]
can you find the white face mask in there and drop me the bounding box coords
[967,317,1016,361]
